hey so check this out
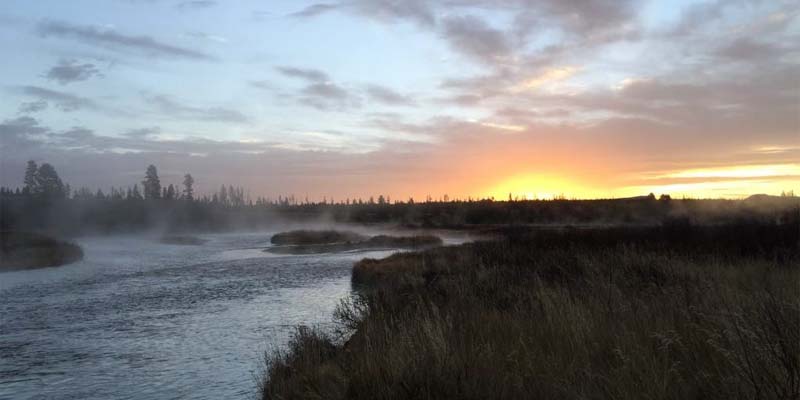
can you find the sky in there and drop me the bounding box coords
[0,0,798,200]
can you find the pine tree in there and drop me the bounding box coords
[182,174,194,201]
[23,160,39,195]
[165,184,176,200]
[131,184,143,200]
[36,163,65,199]
[219,185,228,205]
[142,165,161,200]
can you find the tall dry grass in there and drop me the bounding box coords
[262,220,800,400]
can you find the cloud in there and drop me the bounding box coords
[298,82,360,111]
[0,116,49,151]
[37,20,215,61]
[145,95,250,123]
[176,1,217,10]
[513,67,580,92]
[440,15,513,64]
[289,3,339,18]
[44,59,102,85]
[17,86,98,112]
[273,66,361,110]
[290,0,638,60]
[3,0,796,199]
[302,82,349,99]
[249,80,273,91]
[182,31,228,43]
[18,100,49,114]
[123,127,161,139]
[289,0,435,27]
[716,38,781,61]
[365,85,415,106]
[348,0,435,27]
[275,66,329,83]
[2,107,797,200]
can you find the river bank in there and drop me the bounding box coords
[261,221,800,399]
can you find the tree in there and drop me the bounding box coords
[35,163,65,199]
[219,184,228,205]
[165,184,176,200]
[182,174,194,201]
[142,165,161,200]
[131,184,143,200]
[24,160,39,195]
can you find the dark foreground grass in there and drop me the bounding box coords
[261,219,800,400]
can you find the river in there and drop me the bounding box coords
[0,231,428,399]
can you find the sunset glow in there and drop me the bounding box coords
[483,174,606,200]
[0,0,797,200]
[659,164,800,180]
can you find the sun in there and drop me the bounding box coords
[482,173,605,200]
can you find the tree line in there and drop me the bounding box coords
[1,161,467,207]
[2,160,797,234]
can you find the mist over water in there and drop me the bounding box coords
[0,231,409,399]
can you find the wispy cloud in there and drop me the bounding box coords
[37,20,215,61]
[145,94,249,123]
[17,100,48,114]
[182,31,228,43]
[440,15,512,64]
[275,66,329,83]
[298,82,360,111]
[44,59,103,85]
[176,1,217,10]
[365,85,415,106]
[16,85,98,112]
[288,3,339,18]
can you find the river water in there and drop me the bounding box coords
[0,231,417,399]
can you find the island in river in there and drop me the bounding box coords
[266,230,443,254]
[0,231,84,271]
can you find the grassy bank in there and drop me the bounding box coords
[261,220,799,399]
[1,231,84,271]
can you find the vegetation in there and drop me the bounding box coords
[271,230,367,246]
[262,218,799,400]
[267,230,443,254]
[1,231,83,271]
[3,160,799,235]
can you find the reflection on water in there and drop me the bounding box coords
[0,232,397,400]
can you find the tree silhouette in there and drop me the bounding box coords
[24,160,39,195]
[35,163,65,199]
[219,185,228,205]
[165,184,176,200]
[131,184,143,200]
[142,165,161,200]
[182,174,194,201]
